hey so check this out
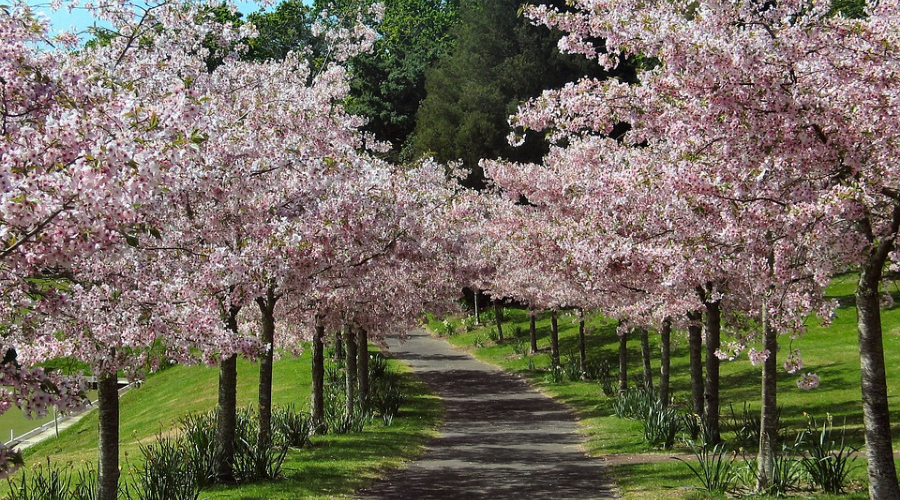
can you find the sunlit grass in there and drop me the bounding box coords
[428,273,900,498]
[6,347,441,499]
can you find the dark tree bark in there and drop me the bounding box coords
[311,320,325,429]
[757,302,779,492]
[702,287,722,444]
[578,309,587,375]
[550,309,560,367]
[856,207,900,500]
[474,288,481,325]
[618,323,628,394]
[97,371,119,500]
[215,304,241,482]
[687,310,704,416]
[659,318,672,408]
[345,326,358,414]
[493,298,504,342]
[640,327,653,390]
[529,309,538,354]
[334,329,344,360]
[255,287,277,477]
[358,328,369,406]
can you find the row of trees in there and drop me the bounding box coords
[5,0,900,499]
[471,1,900,498]
[1,1,471,497]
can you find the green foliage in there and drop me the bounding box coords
[177,412,217,489]
[438,319,457,336]
[740,443,806,496]
[6,459,84,500]
[272,405,313,448]
[641,403,683,450]
[675,441,740,494]
[830,0,867,18]
[128,435,202,500]
[612,386,658,420]
[315,0,460,161]
[245,0,318,63]
[408,0,629,186]
[799,416,860,493]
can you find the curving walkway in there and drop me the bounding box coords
[356,330,616,500]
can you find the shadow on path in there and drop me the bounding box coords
[356,330,616,500]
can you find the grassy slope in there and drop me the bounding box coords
[8,348,441,500]
[430,274,900,499]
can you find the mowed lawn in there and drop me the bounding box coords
[430,274,900,499]
[7,347,441,500]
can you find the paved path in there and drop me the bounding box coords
[357,330,616,500]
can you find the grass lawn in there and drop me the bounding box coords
[428,273,900,499]
[5,347,441,500]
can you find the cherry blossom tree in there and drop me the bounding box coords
[489,0,899,495]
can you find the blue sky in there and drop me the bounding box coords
[26,0,270,37]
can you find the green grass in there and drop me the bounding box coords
[7,348,441,499]
[429,274,900,499]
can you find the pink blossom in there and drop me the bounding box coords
[797,373,820,390]
[748,348,770,366]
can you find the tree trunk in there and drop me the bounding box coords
[311,321,325,429]
[659,318,672,408]
[345,326,358,415]
[529,309,538,354]
[334,329,344,360]
[704,290,722,444]
[578,309,586,376]
[550,310,560,367]
[857,209,900,499]
[757,301,779,492]
[493,298,504,342]
[687,310,704,417]
[640,327,653,390]
[97,371,119,500]
[618,323,628,394]
[255,287,277,477]
[215,305,240,483]
[358,328,369,406]
[474,288,481,325]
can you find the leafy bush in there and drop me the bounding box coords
[563,352,583,382]
[612,386,657,420]
[272,404,312,448]
[128,435,202,500]
[6,461,98,500]
[371,375,404,426]
[178,411,216,489]
[726,401,783,449]
[487,328,500,342]
[231,407,288,482]
[741,442,806,496]
[675,440,739,494]
[512,337,527,357]
[439,319,457,336]
[545,363,564,383]
[7,459,77,500]
[368,353,388,380]
[596,360,617,397]
[641,403,683,449]
[799,416,859,493]
[462,316,477,332]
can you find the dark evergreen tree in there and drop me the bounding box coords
[408,0,631,187]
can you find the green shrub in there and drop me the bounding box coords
[799,416,859,493]
[641,403,683,449]
[675,440,739,494]
[128,435,202,500]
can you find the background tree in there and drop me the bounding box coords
[408,0,625,187]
